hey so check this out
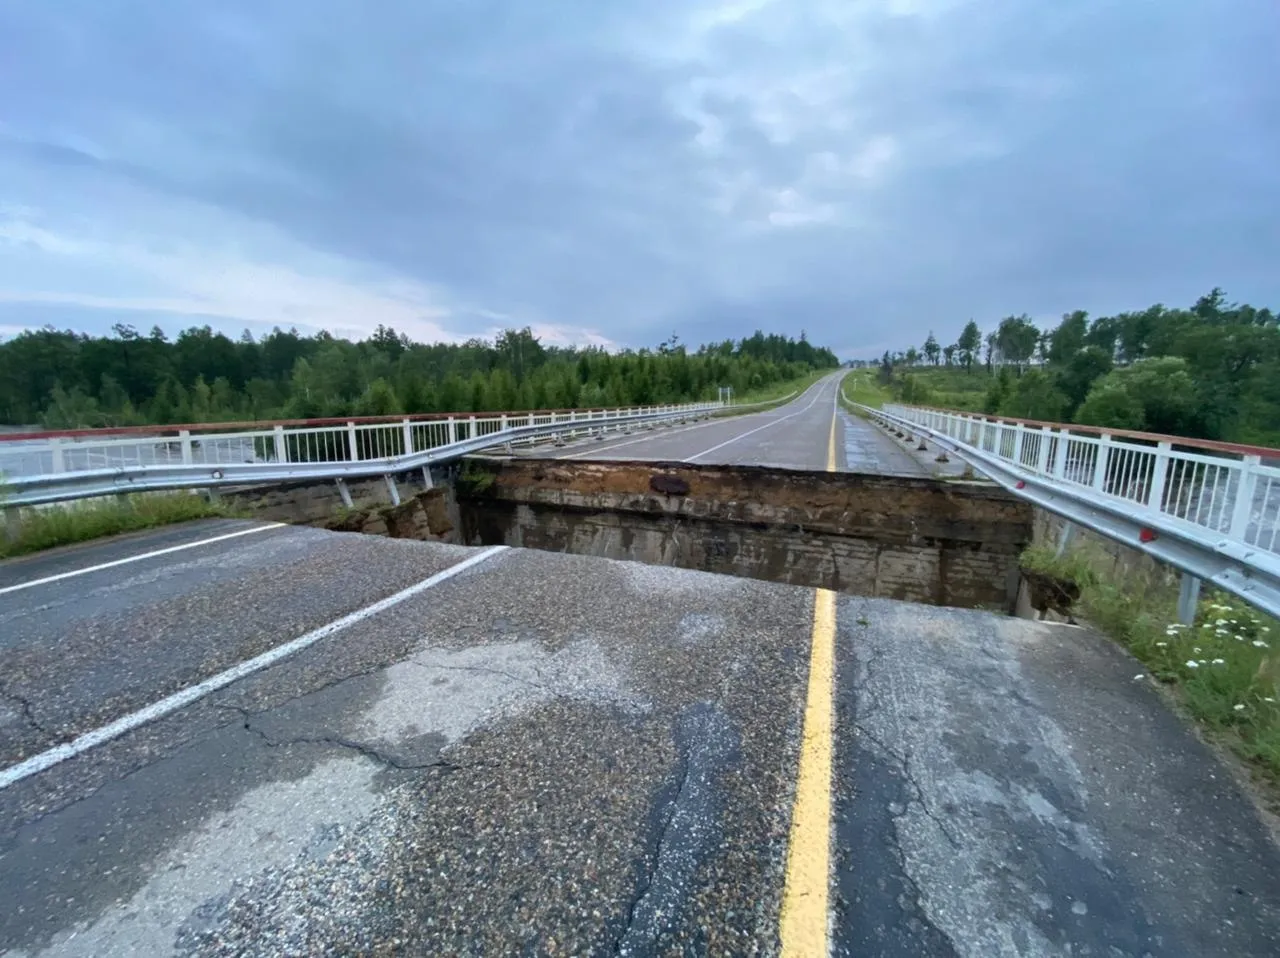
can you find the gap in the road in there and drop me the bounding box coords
[222,457,1033,611]
[452,457,1032,611]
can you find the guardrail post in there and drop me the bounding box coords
[384,474,401,506]
[273,425,288,463]
[1229,455,1262,540]
[1051,428,1069,479]
[402,419,415,455]
[1146,441,1171,512]
[1092,434,1111,491]
[1178,573,1202,625]
[335,478,353,508]
[4,506,21,543]
[179,430,194,465]
[500,413,509,434]
[446,416,457,443]
[1012,423,1026,466]
[347,422,359,461]
[49,437,66,473]
[468,415,477,440]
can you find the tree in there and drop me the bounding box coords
[995,316,1040,372]
[942,344,956,366]
[905,346,920,366]
[1048,311,1088,366]
[923,331,940,366]
[998,369,1068,421]
[984,331,997,371]
[957,320,981,372]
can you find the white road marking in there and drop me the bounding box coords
[557,415,735,459]
[0,545,508,790]
[684,377,835,463]
[559,377,834,461]
[0,523,287,597]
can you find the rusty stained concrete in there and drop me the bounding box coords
[456,457,1033,611]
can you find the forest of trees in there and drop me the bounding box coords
[882,289,1280,447]
[0,324,838,429]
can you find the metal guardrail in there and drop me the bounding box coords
[856,400,1280,621]
[1,402,721,507]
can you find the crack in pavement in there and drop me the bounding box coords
[615,735,691,956]
[0,685,48,736]
[847,635,961,849]
[404,659,551,693]
[215,703,475,773]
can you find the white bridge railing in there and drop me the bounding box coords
[1,402,721,506]
[862,401,1280,621]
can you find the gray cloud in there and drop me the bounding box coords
[1,0,1277,357]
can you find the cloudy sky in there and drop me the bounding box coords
[1,0,1277,358]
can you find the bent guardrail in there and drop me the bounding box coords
[856,400,1280,621]
[1,402,721,507]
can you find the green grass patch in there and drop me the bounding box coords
[731,368,830,406]
[0,493,233,559]
[1047,537,1280,785]
[838,370,891,411]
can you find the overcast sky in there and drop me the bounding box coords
[1,0,1277,358]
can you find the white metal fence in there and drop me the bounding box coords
[0,405,712,483]
[881,404,1280,558]
[865,402,1280,620]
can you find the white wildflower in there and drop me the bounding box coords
[1156,641,1168,647]
[1212,658,1225,665]
[1234,703,1247,711]
[1185,660,1200,669]
[1253,640,1270,648]
[1215,618,1228,626]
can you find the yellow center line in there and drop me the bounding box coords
[779,398,840,955]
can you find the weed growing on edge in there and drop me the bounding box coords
[1062,541,1280,784]
[0,493,232,559]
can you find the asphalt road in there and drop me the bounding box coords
[3,382,1280,954]
[553,372,930,475]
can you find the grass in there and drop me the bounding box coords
[899,365,992,412]
[0,493,233,559]
[838,370,892,411]
[1037,536,1280,788]
[730,367,830,407]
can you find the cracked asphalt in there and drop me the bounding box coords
[4,379,1280,955]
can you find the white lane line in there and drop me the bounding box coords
[0,523,288,598]
[559,376,834,460]
[683,378,834,463]
[0,545,507,790]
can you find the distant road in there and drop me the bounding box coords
[553,371,929,474]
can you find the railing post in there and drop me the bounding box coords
[402,418,414,455]
[1012,423,1026,466]
[1229,455,1262,540]
[273,425,288,463]
[49,437,66,473]
[1034,427,1051,474]
[500,413,509,434]
[1092,434,1111,491]
[1146,441,1171,512]
[468,415,477,440]
[1052,428,1069,479]
[347,422,360,461]
[179,430,194,465]
[447,416,457,444]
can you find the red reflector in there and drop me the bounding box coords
[1139,528,1157,543]
[1015,480,1026,489]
